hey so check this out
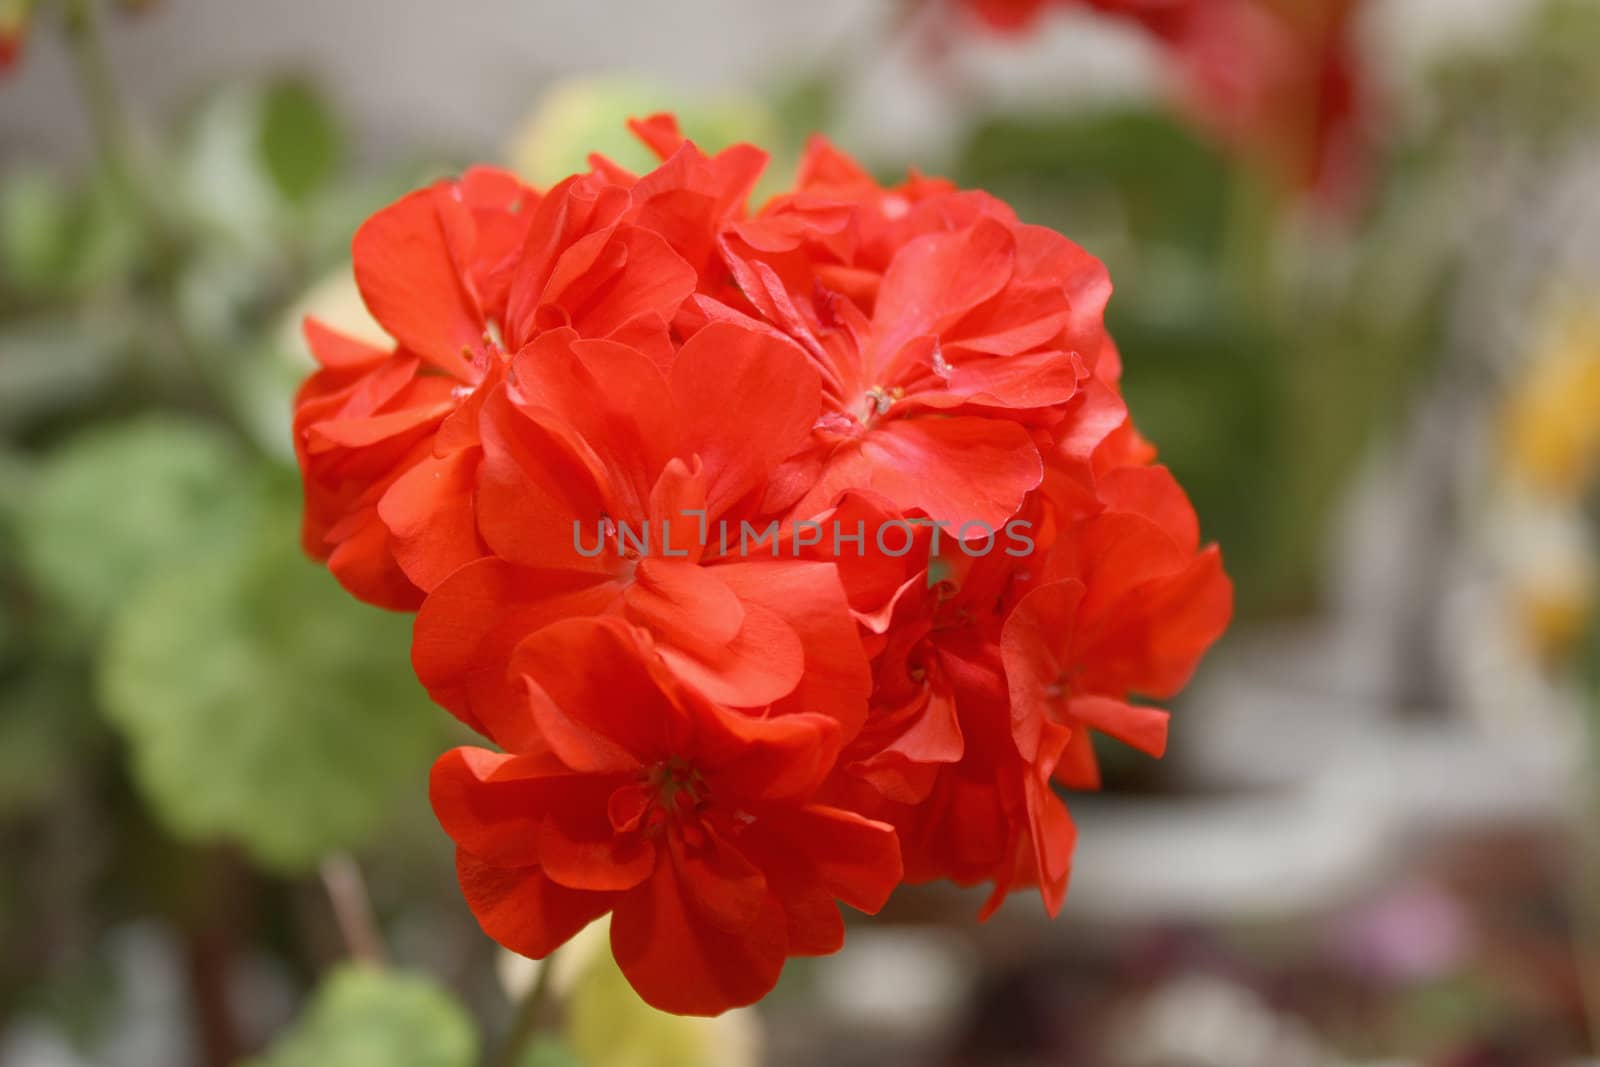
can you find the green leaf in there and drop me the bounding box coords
[98,490,442,872]
[259,79,342,205]
[174,85,287,251]
[16,416,265,633]
[244,966,477,1067]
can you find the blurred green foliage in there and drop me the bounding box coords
[957,112,1289,609]
[0,51,462,1055]
[260,80,342,205]
[243,966,477,1067]
[953,98,1463,614]
[99,474,440,872]
[18,416,267,634]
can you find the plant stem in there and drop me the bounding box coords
[59,0,272,455]
[319,852,389,968]
[490,950,560,1067]
[180,848,250,1067]
[1571,768,1600,1057]
[61,0,140,209]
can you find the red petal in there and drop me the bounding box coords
[378,446,485,592]
[304,401,454,451]
[1024,756,1076,917]
[1014,224,1112,356]
[624,558,744,649]
[1001,579,1083,761]
[1052,730,1102,791]
[699,709,841,803]
[558,227,697,341]
[457,851,613,961]
[534,776,658,893]
[626,113,688,161]
[941,284,1075,359]
[1096,464,1202,555]
[431,747,556,867]
[1067,696,1170,759]
[511,617,676,771]
[504,177,630,348]
[303,317,389,369]
[432,750,656,895]
[501,331,680,516]
[412,558,618,747]
[670,825,769,934]
[710,561,871,736]
[323,505,422,611]
[796,415,1043,529]
[670,323,821,518]
[476,383,617,572]
[930,346,1082,411]
[761,805,903,915]
[611,865,788,1016]
[352,186,484,376]
[871,218,1014,367]
[654,600,805,710]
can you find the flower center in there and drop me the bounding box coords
[862,385,903,423]
[457,325,507,386]
[1044,668,1080,702]
[646,757,705,816]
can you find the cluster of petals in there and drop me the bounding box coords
[293,115,1231,1015]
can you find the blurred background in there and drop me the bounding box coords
[5,0,1600,1064]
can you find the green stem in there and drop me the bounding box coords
[59,0,271,455]
[490,951,560,1067]
[62,0,140,208]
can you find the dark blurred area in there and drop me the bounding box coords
[4,1,1600,1065]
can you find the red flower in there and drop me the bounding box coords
[411,322,871,739]
[1155,0,1372,205]
[294,165,696,607]
[960,0,1053,33]
[0,32,21,74]
[0,1,29,75]
[1005,465,1232,788]
[952,0,1373,205]
[711,141,1113,529]
[829,543,1057,915]
[432,617,901,1015]
[292,117,1233,1010]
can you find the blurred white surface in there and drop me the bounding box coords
[0,0,1555,170]
[2,0,866,160]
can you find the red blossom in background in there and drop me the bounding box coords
[0,0,28,75]
[292,115,1231,1015]
[952,0,1373,207]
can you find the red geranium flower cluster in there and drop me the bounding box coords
[293,116,1232,1015]
[957,0,1370,206]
